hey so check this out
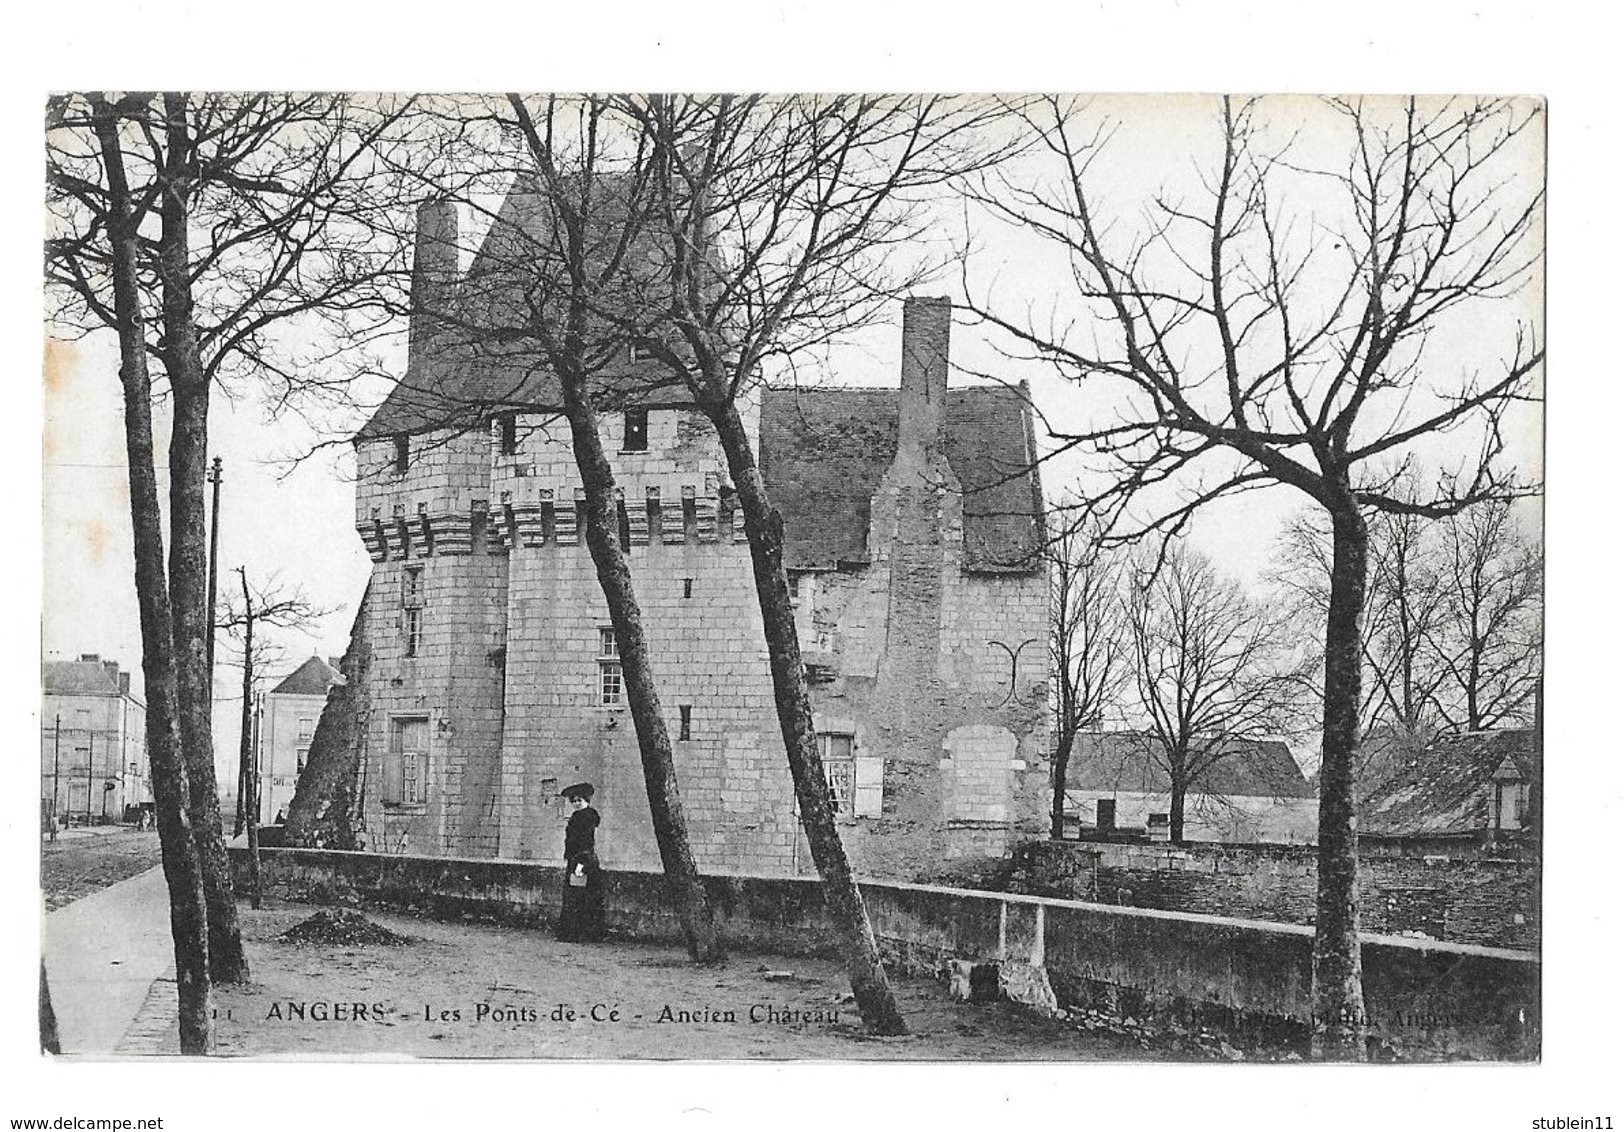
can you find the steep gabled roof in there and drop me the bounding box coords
[757,384,1045,573]
[356,179,690,441]
[270,655,344,697]
[1359,728,1540,837]
[1065,731,1315,798]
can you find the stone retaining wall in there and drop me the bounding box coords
[233,846,1538,1061]
[1014,840,1539,950]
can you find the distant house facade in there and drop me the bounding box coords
[1359,728,1541,854]
[40,654,147,824]
[342,193,1050,879]
[1064,731,1318,844]
[259,655,344,824]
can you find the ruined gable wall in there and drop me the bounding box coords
[793,457,1047,879]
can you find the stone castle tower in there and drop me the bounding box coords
[349,195,1050,877]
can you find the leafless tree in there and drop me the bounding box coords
[1275,495,1542,742]
[614,93,1015,1034]
[501,93,725,963]
[1274,504,1453,742]
[1048,519,1130,838]
[963,95,1543,1057]
[46,92,212,1051]
[217,571,329,908]
[47,92,414,1008]
[356,95,725,963]
[1432,499,1543,732]
[1127,546,1299,844]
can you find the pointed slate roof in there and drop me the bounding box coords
[356,178,689,441]
[270,655,344,697]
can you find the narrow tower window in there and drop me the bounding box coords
[623,408,649,452]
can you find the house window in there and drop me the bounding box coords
[383,717,429,807]
[622,409,649,452]
[298,717,314,741]
[296,748,309,776]
[498,413,518,456]
[679,705,692,741]
[402,565,425,657]
[819,733,856,814]
[393,434,410,475]
[598,628,622,706]
[682,577,694,599]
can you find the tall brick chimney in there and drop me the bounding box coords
[897,296,951,461]
[408,199,460,375]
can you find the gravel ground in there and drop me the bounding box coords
[40,828,164,911]
[165,899,1170,1061]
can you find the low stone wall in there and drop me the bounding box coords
[1014,840,1540,951]
[233,846,1539,1061]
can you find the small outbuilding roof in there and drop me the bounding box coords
[1359,728,1541,837]
[1065,731,1315,798]
[270,655,345,697]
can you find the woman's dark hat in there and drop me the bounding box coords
[560,783,595,801]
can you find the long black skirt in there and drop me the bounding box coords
[557,864,604,942]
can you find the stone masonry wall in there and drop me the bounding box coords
[801,476,1050,878]
[491,407,799,874]
[1015,840,1540,951]
[355,428,508,860]
[238,846,1540,1061]
[350,384,1049,879]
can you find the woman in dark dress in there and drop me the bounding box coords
[557,783,604,942]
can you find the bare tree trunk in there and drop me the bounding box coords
[158,92,248,984]
[285,589,370,850]
[1050,726,1078,839]
[89,98,214,1055]
[560,378,723,964]
[1169,765,1187,846]
[1312,494,1370,1060]
[39,963,60,1054]
[707,400,907,1034]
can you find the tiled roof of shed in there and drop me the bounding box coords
[758,384,1045,573]
[1065,731,1316,798]
[1359,728,1540,837]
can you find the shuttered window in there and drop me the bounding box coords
[384,717,429,807]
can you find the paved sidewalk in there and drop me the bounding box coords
[43,865,174,1055]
